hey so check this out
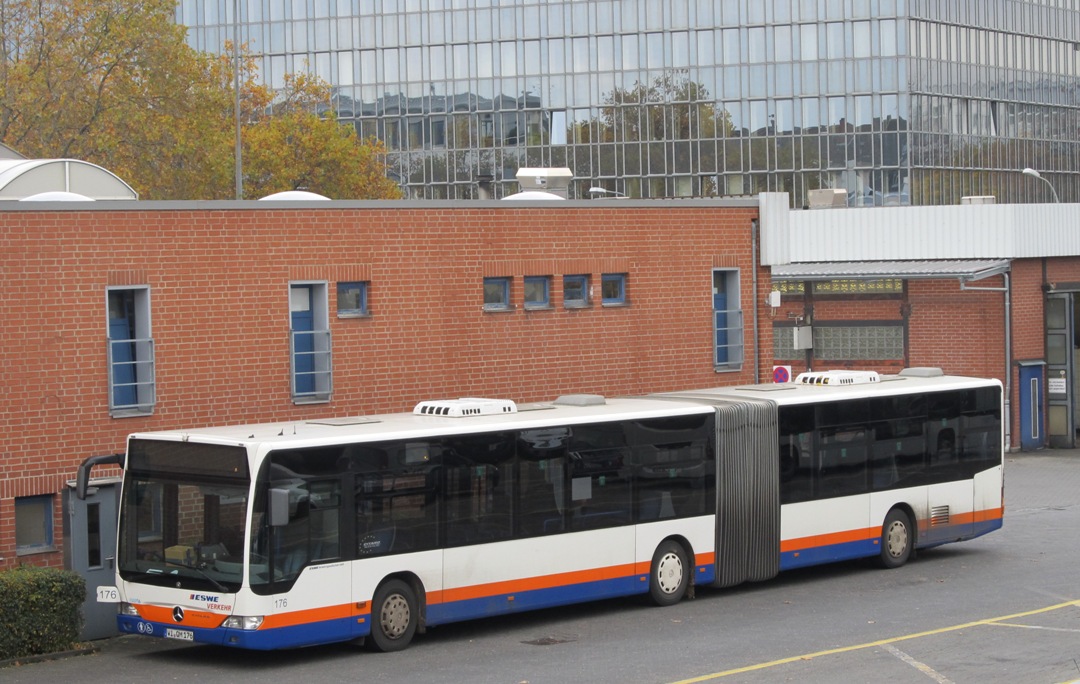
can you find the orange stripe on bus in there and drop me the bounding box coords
[783,507,1004,553]
[435,562,641,605]
[432,551,717,606]
[780,527,878,553]
[261,603,357,630]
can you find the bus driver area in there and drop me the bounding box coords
[86,368,1004,651]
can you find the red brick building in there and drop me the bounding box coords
[1,197,1075,586]
[3,199,770,571]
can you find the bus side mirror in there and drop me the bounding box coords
[269,488,291,527]
[76,453,125,500]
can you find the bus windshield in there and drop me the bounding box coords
[118,439,251,593]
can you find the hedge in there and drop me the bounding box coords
[0,566,86,660]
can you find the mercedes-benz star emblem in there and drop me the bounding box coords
[173,606,185,622]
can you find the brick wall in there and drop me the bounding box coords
[0,203,766,567]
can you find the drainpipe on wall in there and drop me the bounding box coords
[751,219,760,384]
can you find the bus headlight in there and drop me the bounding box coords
[222,615,264,630]
[120,603,140,616]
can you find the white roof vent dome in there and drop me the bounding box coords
[258,190,331,201]
[413,397,518,417]
[794,370,881,386]
[20,191,96,202]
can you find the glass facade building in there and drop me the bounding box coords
[177,0,1080,204]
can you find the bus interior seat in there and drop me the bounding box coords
[639,489,676,520]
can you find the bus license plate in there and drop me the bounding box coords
[165,628,194,641]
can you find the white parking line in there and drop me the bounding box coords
[881,643,955,684]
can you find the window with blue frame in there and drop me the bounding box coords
[484,277,511,310]
[107,286,155,416]
[524,276,551,309]
[337,281,369,317]
[564,274,590,307]
[15,495,55,555]
[601,273,627,305]
[290,282,332,403]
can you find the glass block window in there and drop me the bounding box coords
[813,325,904,360]
[774,279,904,295]
[773,326,801,361]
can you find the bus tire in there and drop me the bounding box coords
[878,508,913,569]
[368,579,418,652]
[649,540,689,606]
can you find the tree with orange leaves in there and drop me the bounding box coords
[0,0,400,200]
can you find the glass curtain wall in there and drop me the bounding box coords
[177,0,1080,204]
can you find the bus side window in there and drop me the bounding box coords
[817,428,868,498]
[444,433,514,546]
[517,428,569,536]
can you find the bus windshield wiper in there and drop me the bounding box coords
[164,560,230,593]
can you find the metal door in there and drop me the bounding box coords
[64,481,120,640]
[1045,294,1073,448]
[1018,362,1046,451]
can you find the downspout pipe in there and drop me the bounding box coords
[751,219,760,384]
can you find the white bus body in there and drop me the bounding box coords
[87,369,1002,650]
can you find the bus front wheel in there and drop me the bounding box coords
[878,509,913,569]
[368,579,418,652]
[649,540,689,606]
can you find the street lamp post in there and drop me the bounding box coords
[588,187,628,198]
[1022,167,1060,203]
[233,0,243,200]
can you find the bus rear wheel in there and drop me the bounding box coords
[649,540,689,606]
[368,579,418,652]
[878,509,913,569]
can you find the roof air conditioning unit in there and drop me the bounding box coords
[413,398,518,417]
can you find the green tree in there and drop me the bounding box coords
[0,0,400,200]
[0,0,231,197]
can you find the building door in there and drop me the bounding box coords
[64,481,120,640]
[290,285,315,396]
[1045,294,1074,448]
[1017,362,1046,451]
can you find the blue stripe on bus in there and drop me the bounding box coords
[779,538,880,571]
[119,561,716,649]
[779,517,1003,571]
[426,561,715,625]
[427,575,644,625]
[972,517,1003,538]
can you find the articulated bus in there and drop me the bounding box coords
[79,368,1003,651]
